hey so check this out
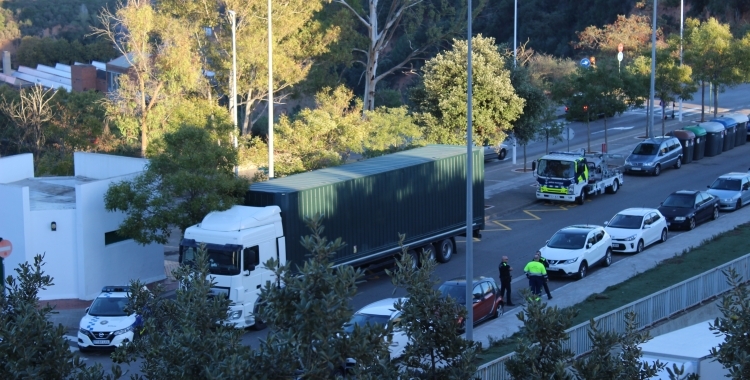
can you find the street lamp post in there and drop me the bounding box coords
[648,0,657,139]
[513,0,517,68]
[679,0,683,121]
[229,10,239,177]
[267,0,274,179]
[465,0,474,341]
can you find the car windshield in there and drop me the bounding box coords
[547,231,587,249]
[608,214,643,229]
[343,313,392,333]
[438,283,466,304]
[632,143,659,155]
[710,178,741,191]
[537,159,576,178]
[88,296,129,317]
[662,194,694,208]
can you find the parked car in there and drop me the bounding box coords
[78,286,140,352]
[483,141,509,161]
[604,208,668,253]
[438,276,503,330]
[539,225,612,279]
[624,136,683,176]
[343,298,408,360]
[706,172,750,211]
[658,190,720,230]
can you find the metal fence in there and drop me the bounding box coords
[474,253,750,380]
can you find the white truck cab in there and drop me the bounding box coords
[180,205,286,329]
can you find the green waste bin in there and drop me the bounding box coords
[701,122,725,157]
[712,117,737,151]
[684,125,706,160]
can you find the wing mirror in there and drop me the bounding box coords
[243,269,251,276]
[603,221,609,226]
[586,243,592,249]
[532,161,537,171]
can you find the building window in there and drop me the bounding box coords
[105,230,132,245]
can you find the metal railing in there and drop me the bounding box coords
[474,253,750,379]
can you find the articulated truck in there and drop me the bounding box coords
[179,145,485,329]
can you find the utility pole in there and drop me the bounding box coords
[267,0,275,178]
[648,0,657,139]
[229,10,238,177]
[465,0,474,342]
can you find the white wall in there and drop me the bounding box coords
[29,209,78,300]
[74,152,149,180]
[0,153,33,183]
[76,176,163,300]
[0,185,30,282]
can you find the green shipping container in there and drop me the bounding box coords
[245,145,485,268]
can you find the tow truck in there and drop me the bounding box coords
[532,150,624,205]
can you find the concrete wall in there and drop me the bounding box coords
[29,208,78,300]
[0,153,34,183]
[0,185,30,283]
[74,152,148,180]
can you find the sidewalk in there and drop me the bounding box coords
[470,202,750,349]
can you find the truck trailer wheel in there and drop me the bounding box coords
[434,238,455,263]
[420,244,437,264]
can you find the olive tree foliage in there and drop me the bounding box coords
[111,248,253,379]
[92,0,205,157]
[683,17,749,121]
[333,0,486,112]
[573,312,664,380]
[104,126,249,245]
[0,254,113,380]
[506,63,552,170]
[387,246,479,379]
[505,293,579,380]
[710,267,750,380]
[412,35,524,147]
[254,214,399,379]
[158,0,339,135]
[243,86,423,177]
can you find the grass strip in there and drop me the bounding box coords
[475,223,750,365]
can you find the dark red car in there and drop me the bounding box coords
[438,276,504,330]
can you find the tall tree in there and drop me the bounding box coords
[254,214,398,378]
[412,35,524,147]
[92,0,204,157]
[683,17,746,121]
[575,14,662,58]
[334,0,486,111]
[0,85,55,160]
[710,267,750,380]
[158,0,340,135]
[0,254,112,379]
[104,125,249,245]
[507,62,552,170]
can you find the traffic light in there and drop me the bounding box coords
[583,105,588,112]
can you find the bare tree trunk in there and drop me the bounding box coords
[586,114,591,152]
[523,144,527,171]
[363,0,380,112]
[700,80,706,122]
[712,83,719,118]
[603,116,608,152]
[661,104,666,136]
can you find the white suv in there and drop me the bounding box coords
[77,286,140,351]
[539,225,612,280]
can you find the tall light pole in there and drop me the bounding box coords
[648,0,657,139]
[513,0,517,68]
[678,0,683,121]
[229,10,239,177]
[267,0,275,178]
[465,0,474,341]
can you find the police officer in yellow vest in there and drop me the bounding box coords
[575,158,589,184]
[524,252,548,300]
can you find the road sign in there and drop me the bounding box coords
[580,58,591,68]
[617,52,623,62]
[561,126,575,141]
[0,239,12,259]
[618,43,624,53]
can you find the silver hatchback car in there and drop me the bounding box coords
[707,172,750,211]
[624,137,683,176]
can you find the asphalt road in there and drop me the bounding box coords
[75,85,750,371]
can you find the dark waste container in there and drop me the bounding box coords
[712,117,737,151]
[701,122,725,157]
[684,125,706,160]
[671,129,695,164]
[725,113,749,146]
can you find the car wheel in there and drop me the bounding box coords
[603,248,612,267]
[636,240,644,253]
[606,179,619,194]
[660,228,668,243]
[577,190,586,205]
[421,244,436,264]
[653,164,661,176]
[498,149,507,161]
[736,200,742,211]
[674,158,682,169]
[712,206,719,220]
[492,302,501,318]
[577,262,588,280]
[434,238,455,263]
[688,217,696,230]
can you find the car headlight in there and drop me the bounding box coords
[79,328,89,335]
[114,324,135,335]
[568,185,575,194]
[724,198,734,202]
[623,234,637,241]
[674,216,686,221]
[642,162,655,166]
[228,310,242,320]
[560,257,579,264]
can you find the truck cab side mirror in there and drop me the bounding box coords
[531,161,537,171]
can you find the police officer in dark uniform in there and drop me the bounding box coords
[536,250,553,299]
[498,256,514,306]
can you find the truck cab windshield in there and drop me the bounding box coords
[180,245,241,275]
[537,160,576,178]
